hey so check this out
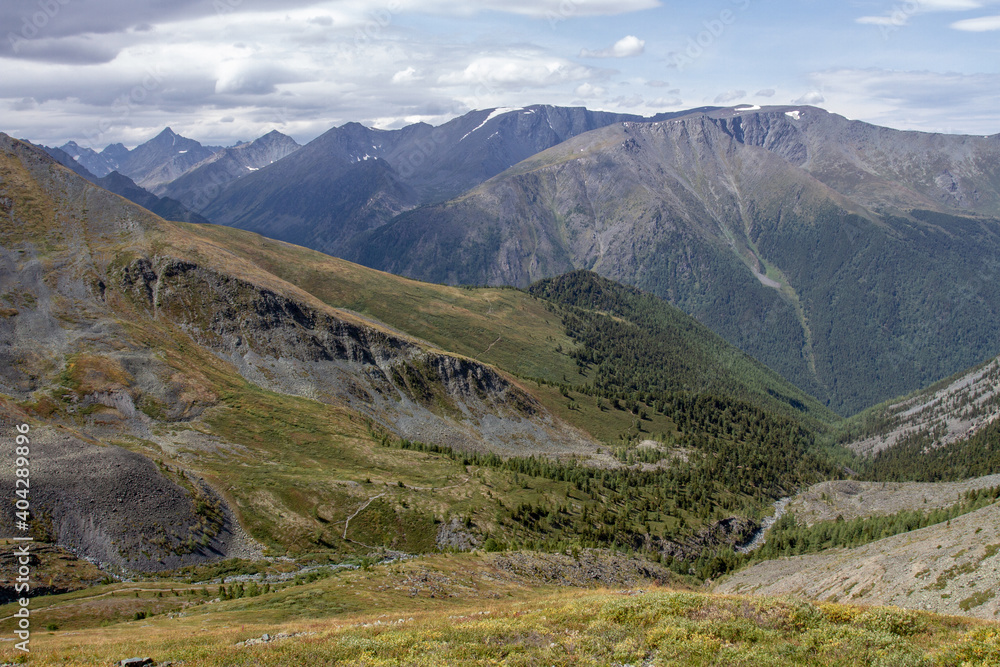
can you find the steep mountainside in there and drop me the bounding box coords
[92,171,212,224]
[157,130,300,207]
[201,106,710,254]
[349,106,1000,415]
[527,270,831,424]
[829,352,1000,484]
[116,127,221,189]
[0,132,842,571]
[0,133,600,566]
[180,224,834,426]
[843,354,1000,457]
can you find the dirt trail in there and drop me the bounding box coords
[340,473,473,545]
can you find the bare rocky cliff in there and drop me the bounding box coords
[111,254,589,455]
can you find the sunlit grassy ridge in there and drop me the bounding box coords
[170,221,588,386]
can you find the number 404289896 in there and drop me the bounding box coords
[14,424,30,525]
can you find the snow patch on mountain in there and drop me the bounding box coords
[460,107,523,142]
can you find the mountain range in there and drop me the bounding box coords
[35,106,1000,416]
[58,127,221,188]
[41,144,211,225]
[197,105,695,255]
[157,129,301,209]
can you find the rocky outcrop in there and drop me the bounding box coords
[0,420,261,573]
[487,549,678,588]
[113,255,588,455]
[657,516,759,562]
[435,518,480,551]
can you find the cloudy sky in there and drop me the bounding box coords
[2,0,999,149]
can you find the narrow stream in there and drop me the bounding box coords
[736,497,791,554]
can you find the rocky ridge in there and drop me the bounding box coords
[845,355,1000,457]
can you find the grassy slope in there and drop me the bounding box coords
[2,553,998,666]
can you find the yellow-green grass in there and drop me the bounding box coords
[529,383,678,443]
[3,553,998,666]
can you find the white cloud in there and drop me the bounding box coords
[793,91,825,105]
[856,14,911,27]
[952,14,1000,29]
[915,0,988,8]
[856,0,995,27]
[391,67,420,84]
[4,0,996,148]
[419,0,661,18]
[439,55,596,88]
[756,88,776,97]
[575,82,606,98]
[214,62,304,95]
[806,68,1000,134]
[580,35,645,58]
[714,89,746,104]
[610,94,644,108]
[649,96,682,107]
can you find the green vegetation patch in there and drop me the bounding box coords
[753,486,1000,562]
